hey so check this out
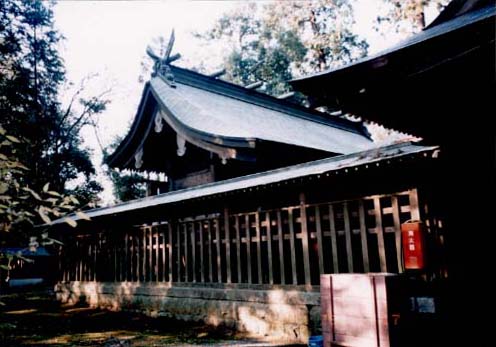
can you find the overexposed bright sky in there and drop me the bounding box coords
[53,0,436,204]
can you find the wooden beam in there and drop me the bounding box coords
[255,212,262,283]
[315,205,325,275]
[288,208,297,284]
[373,197,387,272]
[358,200,370,272]
[277,210,285,284]
[329,204,339,273]
[299,193,312,285]
[224,208,231,283]
[265,212,274,285]
[409,189,420,220]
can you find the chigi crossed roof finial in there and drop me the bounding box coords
[146,29,178,87]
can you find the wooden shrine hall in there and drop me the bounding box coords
[51,20,454,344]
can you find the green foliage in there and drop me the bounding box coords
[103,136,147,203]
[375,0,449,34]
[0,0,107,205]
[196,0,368,96]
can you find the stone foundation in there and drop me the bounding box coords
[55,282,320,343]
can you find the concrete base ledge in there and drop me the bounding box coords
[55,281,321,343]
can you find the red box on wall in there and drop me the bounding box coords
[401,221,426,270]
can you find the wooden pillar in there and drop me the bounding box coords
[245,214,252,284]
[255,212,262,283]
[149,227,153,281]
[373,197,387,272]
[358,200,370,273]
[155,228,159,282]
[329,204,339,273]
[191,222,196,283]
[276,210,285,284]
[288,208,297,284]
[224,208,231,283]
[299,193,312,285]
[199,221,205,283]
[315,205,325,275]
[265,212,274,285]
[176,224,181,282]
[207,220,213,282]
[235,215,241,282]
[183,223,189,282]
[215,218,222,283]
[343,202,354,273]
[391,196,403,273]
[168,223,173,282]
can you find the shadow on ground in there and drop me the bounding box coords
[0,288,303,347]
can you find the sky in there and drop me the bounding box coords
[52,0,438,205]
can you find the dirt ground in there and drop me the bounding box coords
[0,288,303,347]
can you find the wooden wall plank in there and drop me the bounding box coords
[299,193,312,285]
[184,224,189,282]
[149,228,153,281]
[329,204,339,273]
[155,229,159,282]
[358,200,370,272]
[373,197,387,272]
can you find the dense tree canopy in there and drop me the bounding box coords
[196,0,368,96]
[0,0,106,208]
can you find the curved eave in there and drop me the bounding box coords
[106,83,157,169]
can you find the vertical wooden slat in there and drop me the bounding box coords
[199,221,205,283]
[409,189,420,220]
[358,200,370,273]
[168,223,173,282]
[373,197,387,272]
[149,227,153,281]
[245,214,252,284]
[162,229,166,282]
[255,212,262,283]
[329,204,339,273]
[315,205,325,275]
[142,229,147,281]
[155,229,159,282]
[299,193,312,285]
[288,208,298,284]
[114,235,118,282]
[265,212,274,284]
[277,210,285,284]
[123,233,128,281]
[391,196,403,273]
[235,215,241,282]
[343,202,354,273]
[183,223,189,282]
[215,218,222,283]
[207,220,213,282]
[191,222,196,283]
[176,224,181,282]
[224,208,231,283]
[93,234,97,281]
